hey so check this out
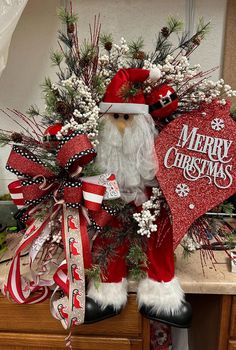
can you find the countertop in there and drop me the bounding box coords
[129,248,236,295]
[1,234,236,295]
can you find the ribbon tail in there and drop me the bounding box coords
[6,207,58,304]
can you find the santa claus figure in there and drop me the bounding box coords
[86,68,192,327]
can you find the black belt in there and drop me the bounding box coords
[149,92,177,113]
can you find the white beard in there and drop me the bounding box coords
[95,113,158,205]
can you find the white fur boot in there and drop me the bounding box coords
[87,278,128,311]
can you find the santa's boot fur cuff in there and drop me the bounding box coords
[137,277,192,327]
[137,277,185,314]
[87,278,128,311]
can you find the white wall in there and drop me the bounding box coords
[0,0,227,194]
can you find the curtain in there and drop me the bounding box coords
[0,0,28,78]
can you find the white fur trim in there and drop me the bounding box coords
[87,278,128,311]
[149,68,162,81]
[99,102,149,114]
[137,277,185,314]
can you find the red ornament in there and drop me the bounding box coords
[43,123,62,148]
[146,85,178,120]
[155,100,236,248]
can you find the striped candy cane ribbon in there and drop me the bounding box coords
[8,180,25,208]
[6,206,59,304]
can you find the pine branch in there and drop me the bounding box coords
[196,17,211,39]
[217,202,235,214]
[81,162,101,177]
[41,77,53,93]
[27,105,40,117]
[64,52,78,75]
[58,30,73,50]
[179,18,211,52]
[57,7,78,25]
[167,16,183,33]
[85,265,101,288]
[50,51,64,66]
[100,33,113,51]
[128,37,144,55]
[80,41,97,66]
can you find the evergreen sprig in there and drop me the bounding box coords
[167,16,184,33]
[57,7,78,25]
[179,18,211,52]
[41,77,53,93]
[127,244,147,281]
[217,202,235,214]
[81,162,101,177]
[85,265,102,288]
[41,77,58,112]
[58,30,73,50]
[92,75,106,97]
[196,17,211,39]
[27,105,40,117]
[80,41,97,66]
[100,33,113,50]
[150,16,183,64]
[50,51,64,67]
[128,37,144,55]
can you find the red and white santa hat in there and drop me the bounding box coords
[99,68,161,114]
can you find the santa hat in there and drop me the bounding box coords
[99,68,161,114]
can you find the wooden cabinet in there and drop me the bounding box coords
[228,296,236,350]
[0,293,150,349]
[187,295,236,350]
[228,341,236,350]
[2,292,236,349]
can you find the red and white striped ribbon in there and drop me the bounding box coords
[8,180,25,208]
[6,206,59,304]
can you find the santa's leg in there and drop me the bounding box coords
[137,207,192,328]
[85,234,128,323]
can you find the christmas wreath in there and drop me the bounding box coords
[0,4,235,347]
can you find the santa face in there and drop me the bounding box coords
[110,113,134,134]
[96,113,158,205]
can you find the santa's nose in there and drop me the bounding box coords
[111,113,133,134]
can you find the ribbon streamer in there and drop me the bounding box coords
[5,131,120,330]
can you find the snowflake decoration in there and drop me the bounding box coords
[133,187,162,238]
[211,118,225,131]
[175,183,190,197]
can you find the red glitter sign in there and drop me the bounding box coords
[155,100,236,248]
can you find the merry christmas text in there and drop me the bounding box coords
[164,124,233,189]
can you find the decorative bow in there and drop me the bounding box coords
[5,131,120,329]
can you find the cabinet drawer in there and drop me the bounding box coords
[0,294,142,338]
[230,296,236,337]
[0,332,143,350]
[228,340,236,350]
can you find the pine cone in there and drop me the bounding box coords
[104,41,112,51]
[55,101,70,116]
[133,50,146,60]
[192,36,201,46]
[161,27,170,38]
[11,132,23,143]
[67,23,75,34]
